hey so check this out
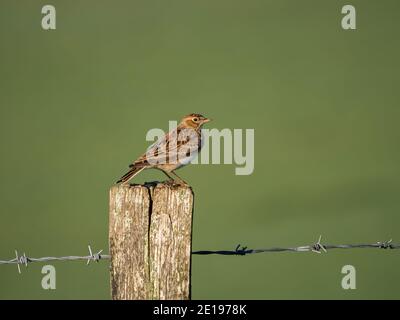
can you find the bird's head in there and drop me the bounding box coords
[180,113,211,129]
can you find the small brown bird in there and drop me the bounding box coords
[117,114,211,185]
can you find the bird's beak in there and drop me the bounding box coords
[202,118,211,123]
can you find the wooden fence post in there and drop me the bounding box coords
[109,182,194,300]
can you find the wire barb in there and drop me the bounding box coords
[235,244,249,255]
[311,235,327,254]
[377,239,393,249]
[87,245,103,265]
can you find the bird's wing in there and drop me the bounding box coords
[131,127,201,167]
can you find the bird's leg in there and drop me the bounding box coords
[171,171,189,186]
[160,170,176,184]
[161,170,182,186]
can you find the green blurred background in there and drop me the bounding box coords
[1,0,399,299]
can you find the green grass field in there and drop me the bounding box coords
[1,0,399,299]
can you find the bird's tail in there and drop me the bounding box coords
[116,166,145,184]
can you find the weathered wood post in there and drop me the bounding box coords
[109,182,194,300]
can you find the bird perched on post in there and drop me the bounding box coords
[117,114,211,185]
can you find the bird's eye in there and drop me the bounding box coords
[192,117,199,122]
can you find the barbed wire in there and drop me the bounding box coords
[0,245,110,274]
[191,236,400,255]
[1,237,398,273]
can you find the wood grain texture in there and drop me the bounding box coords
[109,183,194,300]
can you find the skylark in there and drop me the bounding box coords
[117,114,211,185]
